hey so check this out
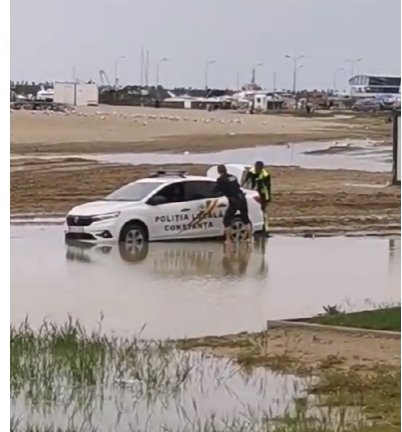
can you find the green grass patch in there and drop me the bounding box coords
[10,318,401,432]
[308,307,401,331]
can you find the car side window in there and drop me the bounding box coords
[183,181,223,201]
[152,182,186,204]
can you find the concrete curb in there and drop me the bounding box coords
[266,319,401,339]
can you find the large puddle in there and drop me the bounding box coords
[11,225,400,338]
[11,140,392,172]
[89,140,391,172]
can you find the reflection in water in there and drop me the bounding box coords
[65,237,268,280]
[11,225,401,338]
[388,238,401,297]
[389,238,401,260]
[222,242,251,277]
[222,239,268,278]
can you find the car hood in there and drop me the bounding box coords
[68,200,142,216]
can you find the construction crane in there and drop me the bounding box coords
[99,70,112,88]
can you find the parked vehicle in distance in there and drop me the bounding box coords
[352,98,383,112]
[352,94,401,112]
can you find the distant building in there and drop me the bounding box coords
[349,74,400,98]
[53,82,98,106]
[253,93,284,112]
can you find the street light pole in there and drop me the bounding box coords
[72,65,77,83]
[145,50,150,87]
[204,60,216,90]
[285,54,304,93]
[333,67,347,93]
[156,57,169,88]
[236,72,240,91]
[114,56,126,88]
[140,47,144,87]
[346,58,362,78]
[346,58,362,96]
[251,63,263,85]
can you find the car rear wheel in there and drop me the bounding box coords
[230,217,250,241]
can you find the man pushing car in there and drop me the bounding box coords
[214,164,252,244]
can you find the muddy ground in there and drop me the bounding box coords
[10,108,399,232]
[10,106,392,154]
[179,326,400,372]
[179,326,401,429]
[11,157,400,232]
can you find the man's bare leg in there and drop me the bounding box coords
[263,208,270,234]
[246,223,253,242]
[224,226,232,245]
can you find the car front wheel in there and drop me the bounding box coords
[119,222,148,248]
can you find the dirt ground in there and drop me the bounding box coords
[179,326,401,372]
[10,106,392,154]
[10,158,400,233]
[10,107,399,232]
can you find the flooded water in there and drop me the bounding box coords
[11,139,392,172]
[12,349,306,431]
[11,224,400,338]
[89,140,391,172]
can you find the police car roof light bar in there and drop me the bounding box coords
[149,170,187,178]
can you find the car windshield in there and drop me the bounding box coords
[104,181,162,202]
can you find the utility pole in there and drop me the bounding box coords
[273,70,277,92]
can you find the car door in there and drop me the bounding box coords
[182,180,227,238]
[147,181,195,240]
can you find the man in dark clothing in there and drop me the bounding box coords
[243,161,271,232]
[215,164,252,243]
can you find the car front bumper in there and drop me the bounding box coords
[64,218,120,242]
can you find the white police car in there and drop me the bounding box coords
[65,165,264,244]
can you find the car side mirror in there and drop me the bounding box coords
[147,195,168,206]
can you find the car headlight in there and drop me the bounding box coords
[92,212,121,221]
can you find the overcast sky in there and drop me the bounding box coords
[11,0,401,90]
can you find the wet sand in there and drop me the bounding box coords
[180,326,401,372]
[11,158,400,232]
[10,106,392,154]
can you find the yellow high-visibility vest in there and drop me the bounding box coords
[250,167,270,178]
[250,168,270,198]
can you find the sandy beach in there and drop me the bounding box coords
[10,105,392,154]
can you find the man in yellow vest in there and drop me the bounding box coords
[243,161,271,233]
